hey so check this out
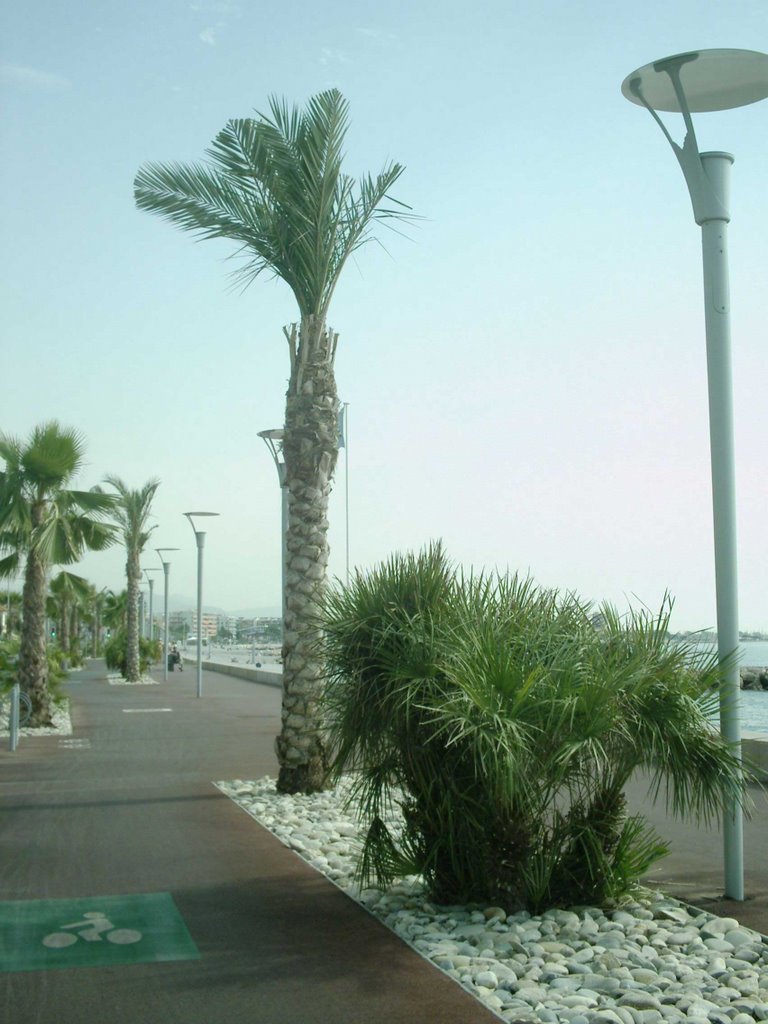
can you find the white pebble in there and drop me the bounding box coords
[218,775,768,1024]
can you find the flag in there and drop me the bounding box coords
[337,406,345,449]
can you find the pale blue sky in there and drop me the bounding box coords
[2,1,766,629]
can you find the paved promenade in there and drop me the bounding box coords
[0,661,500,1023]
[1,661,766,1023]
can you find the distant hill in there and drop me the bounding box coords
[165,595,280,618]
[229,607,282,619]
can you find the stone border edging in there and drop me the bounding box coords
[180,657,282,689]
[743,734,768,782]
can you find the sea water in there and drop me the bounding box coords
[688,641,768,735]
[207,642,768,732]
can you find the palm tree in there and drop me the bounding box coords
[103,477,160,682]
[88,585,110,657]
[0,423,116,724]
[134,89,414,793]
[49,571,92,664]
[102,588,128,637]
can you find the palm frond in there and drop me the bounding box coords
[135,88,416,319]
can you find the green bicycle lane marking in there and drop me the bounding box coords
[0,892,200,973]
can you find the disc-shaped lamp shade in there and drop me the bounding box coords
[622,49,768,112]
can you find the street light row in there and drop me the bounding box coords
[137,428,286,700]
[135,513,219,698]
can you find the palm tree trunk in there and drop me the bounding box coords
[276,315,339,794]
[125,556,140,681]
[59,598,70,656]
[18,546,52,726]
[93,604,101,657]
[70,606,79,665]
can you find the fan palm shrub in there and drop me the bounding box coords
[104,629,161,679]
[134,89,414,793]
[320,545,749,913]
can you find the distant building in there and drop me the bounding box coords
[168,610,219,639]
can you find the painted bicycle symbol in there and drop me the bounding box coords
[42,911,142,948]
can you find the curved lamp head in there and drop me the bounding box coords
[184,511,219,530]
[156,546,180,565]
[258,427,286,481]
[622,49,768,112]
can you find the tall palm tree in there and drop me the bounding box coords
[134,89,414,793]
[0,422,116,723]
[103,477,160,682]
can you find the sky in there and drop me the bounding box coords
[1,0,766,630]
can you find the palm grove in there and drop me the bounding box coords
[0,422,162,721]
[134,89,414,794]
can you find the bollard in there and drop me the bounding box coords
[9,683,20,752]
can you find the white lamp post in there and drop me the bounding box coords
[141,568,160,643]
[622,48,768,901]
[258,429,288,637]
[183,511,219,698]
[155,548,180,681]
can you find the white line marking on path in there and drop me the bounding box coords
[122,709,173,713]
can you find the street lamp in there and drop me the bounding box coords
[258,428,287,636]
[156,548,180,682]
[141,567,161,643]
[622,48,768,901]
[183,511,219,698]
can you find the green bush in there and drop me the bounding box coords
[104,630,161,677]
[1,636,66,705]
[0,638,19,691]
[67,635,84,670]
[320,544,749,913]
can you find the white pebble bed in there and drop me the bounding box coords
[107,672,158,686]
[1,698,72,737]
[217,776,768,1024]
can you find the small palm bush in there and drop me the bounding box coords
[320,544,748,913]
[104,630,161,678]
[1,637,66,704]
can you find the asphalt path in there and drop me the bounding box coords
[0,661,500,1024]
